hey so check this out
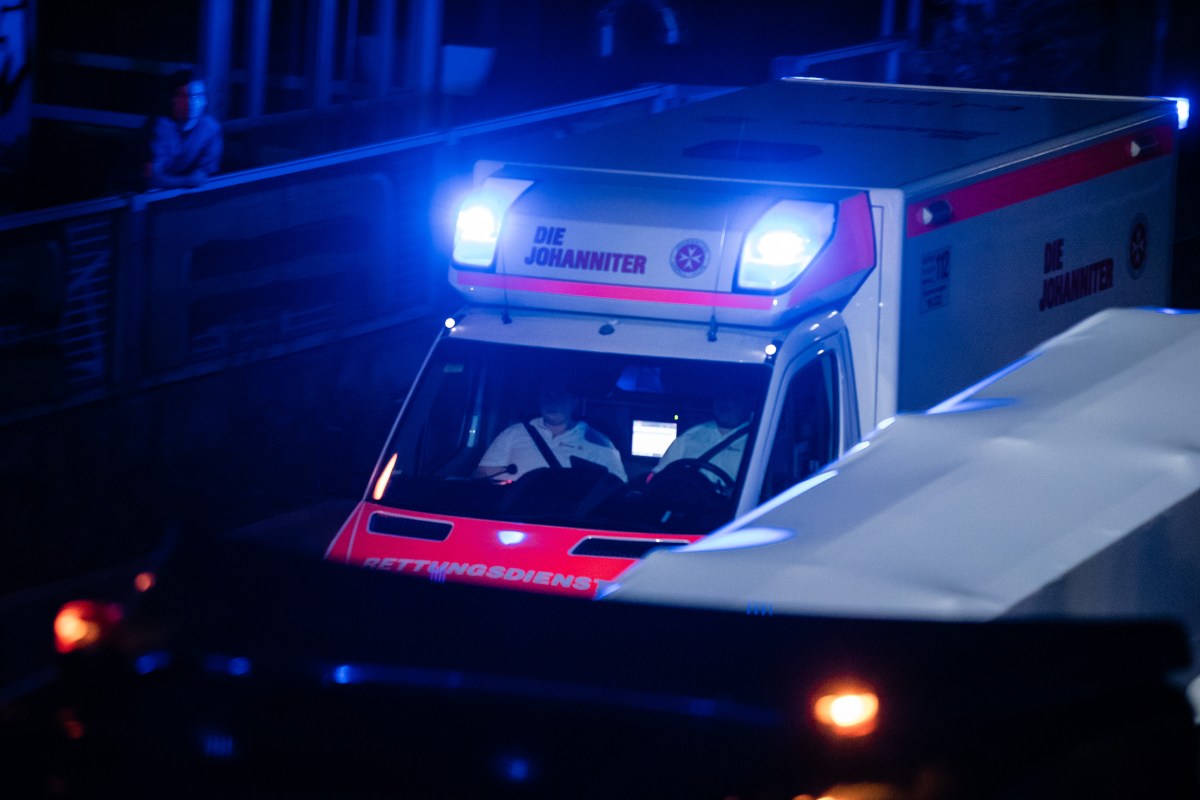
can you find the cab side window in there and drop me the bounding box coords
[760,351,838,504]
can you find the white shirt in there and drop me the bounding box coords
[653,421,747,479]
[479,418,627,482]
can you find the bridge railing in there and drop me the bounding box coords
[770,35,914,84]
[0,84,708,423]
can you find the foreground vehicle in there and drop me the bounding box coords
[33,314,1200,800]
[325,79,1182,595]
[607,307,1200,699]
[36,537,1200,800]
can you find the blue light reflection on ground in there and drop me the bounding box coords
[319,660,779,726]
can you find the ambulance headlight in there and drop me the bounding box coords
[737,200,835,292]
[452,178,534,269]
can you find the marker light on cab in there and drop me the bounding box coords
[737,200,836,291]
[452,178,534,268]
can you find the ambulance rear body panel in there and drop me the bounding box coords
[325,80,1178,596]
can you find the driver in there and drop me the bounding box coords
[474,383,627,483]
[651,389,753,481]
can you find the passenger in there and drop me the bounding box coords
[140,69,224,190]
[475,384,627,483]
[652,389,753,482]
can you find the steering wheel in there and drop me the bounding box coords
[653,458,735,497]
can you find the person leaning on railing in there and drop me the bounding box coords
[109,68,223,194]
[139,68,224,190]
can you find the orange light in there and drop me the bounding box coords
[54,600,122,654]
[813,686,879,738]
[134,571,156,592]
[373,453,399,500]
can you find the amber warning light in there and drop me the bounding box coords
[54,600,124,654]
[813,684,880,738]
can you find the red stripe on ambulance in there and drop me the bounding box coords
[907,124,1174,237]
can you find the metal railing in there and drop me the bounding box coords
[1,84,705,424]
[770,35,915,84]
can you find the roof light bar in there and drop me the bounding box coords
[452,178,534,269]
[737,200,835,292]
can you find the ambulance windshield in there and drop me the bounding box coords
[372,339,770,535]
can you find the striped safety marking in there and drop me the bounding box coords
[907,124,1175,237]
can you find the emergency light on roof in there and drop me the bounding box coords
[737,200,835,292]
[1171,97,1190,130]
[452,178,534,268]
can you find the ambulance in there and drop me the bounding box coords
[324,79,1181,596]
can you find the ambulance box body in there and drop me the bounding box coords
[325,80,1179,596]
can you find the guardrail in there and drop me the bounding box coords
[770,36,914,83]
[0,84,708,424]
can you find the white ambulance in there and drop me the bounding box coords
[325,79,1181,596]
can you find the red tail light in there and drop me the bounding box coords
[54,600,124,654]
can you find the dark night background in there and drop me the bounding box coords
[1,0,1198,636]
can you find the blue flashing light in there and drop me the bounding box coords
[457,204,498,243]
[331,664,358,685]
[452,177,533,269]
[757,230,809,265]
[1166,96,1190,130]
[746,600,775,616]
[737,200,835,292]
[497,530,527,546]
[500,756,532,783]
[200,731,235,759]
[1147,306,1200,315]
[453,200,501,267]
[202,654,253,677]
[134,650,172,675]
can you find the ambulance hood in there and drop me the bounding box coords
[606,308,1200,640]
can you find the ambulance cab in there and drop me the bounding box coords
[325,174,874,596]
